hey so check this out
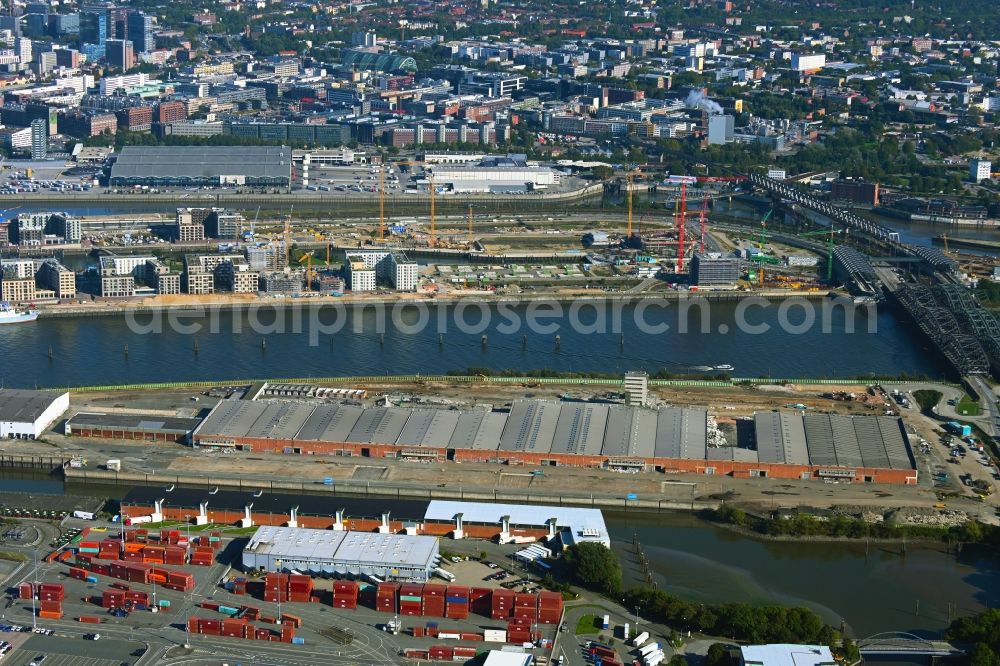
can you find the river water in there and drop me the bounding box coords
[608,512,1000,640]
[0,301,941,388]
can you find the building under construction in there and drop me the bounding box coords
[191,399,917,484]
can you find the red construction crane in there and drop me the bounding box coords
[699,196,709,253]
[677,183,687,272]
[665,175,744,270]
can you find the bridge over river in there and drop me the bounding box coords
[858,632,966,658]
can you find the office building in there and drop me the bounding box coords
[126,11,153,53]
[690,253,740,286]
[30,118,46,160]
[624,371,648,407]
[707,114,734,145]
[80,10,108,45]
[831,179,880,206]
[970,159,992,183]
[105,38,134,69]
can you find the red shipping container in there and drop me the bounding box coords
[78,615,101,624]
[37,610,63,620]
[429,646,453,661]
[331,598,357,609]
[412,626,425,638]
[68,568,87,580]
[39,600,62,612]
[256,629,270,640]
[514,593,535,608]
[423,584,446,597]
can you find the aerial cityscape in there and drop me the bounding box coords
[1,0,1000,664]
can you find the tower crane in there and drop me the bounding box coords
[797,227,846,282]
[298,250,316,291]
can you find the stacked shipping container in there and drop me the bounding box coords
[398,583,423,616]
[445,585,470,619]
[332,581,358,609]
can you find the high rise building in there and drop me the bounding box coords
[690,253,741,286]
[970,158,992,183]
[125,11,152,54]
[80,10,108,45]
[105,38,134,70]
[624,371,648,407]
[30,118,46,160]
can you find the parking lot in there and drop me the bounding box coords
[0,635,145,666]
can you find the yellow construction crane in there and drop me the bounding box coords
[428,172,436,248]
[626,171,633,238]
[283,214,291,268]
[379,159,386,242]
[298,250,315,290]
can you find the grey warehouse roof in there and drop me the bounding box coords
[109,146,292,182]
[245,525,438,569]
[66,412,201,434]
[0,389,65,423]
[193,399,913,471]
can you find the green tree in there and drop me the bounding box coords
[841,637,861,663]
[591,165,614,181]
[563,542,622,595]
[705,643,733,666]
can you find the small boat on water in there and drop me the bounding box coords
[714,364,734,371]
[0,302,38,324]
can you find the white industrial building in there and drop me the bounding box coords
[242,526,440,581]
[0,389,70,439]
[423,500,611,548]
[429,157,558,193]
[970,158,992,183]
[790,53,826,71]
[741,644,835,666]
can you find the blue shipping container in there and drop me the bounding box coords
[85,576,98,583]
[291,637,305,645]
[446,596,468,603]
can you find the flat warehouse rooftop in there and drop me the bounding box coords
[192,399,915,474]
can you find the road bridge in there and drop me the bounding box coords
[858,632,966,658]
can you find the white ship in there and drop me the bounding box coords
[0,302,39,324]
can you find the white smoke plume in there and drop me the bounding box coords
[685,89,724,114]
